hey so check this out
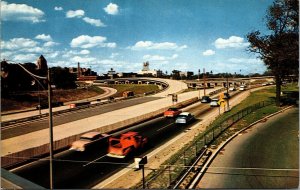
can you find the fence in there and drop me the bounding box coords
[143,100,274,189]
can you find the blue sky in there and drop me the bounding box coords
[1,0,273,75]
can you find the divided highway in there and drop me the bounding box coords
[12,100,214,189]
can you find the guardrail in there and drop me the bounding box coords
[138,100,274,189]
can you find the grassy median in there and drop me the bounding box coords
[107,84,159,97]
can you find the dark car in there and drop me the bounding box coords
[223,93,230,99]
[201,96,211,103]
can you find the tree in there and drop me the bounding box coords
[247,0,298,106]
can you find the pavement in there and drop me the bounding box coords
[1,79,191,156]
[198,107,299,188]
[92,87,252,189]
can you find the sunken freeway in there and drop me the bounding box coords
[11,100,215,189]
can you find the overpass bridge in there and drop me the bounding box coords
[185,76,275,89]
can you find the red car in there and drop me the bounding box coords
[164,107,182,117]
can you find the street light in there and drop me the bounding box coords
[2,57,54,190]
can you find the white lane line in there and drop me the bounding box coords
[156,122,174,132]
[83,155,107,167]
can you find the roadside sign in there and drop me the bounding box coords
[172,94,178,102]
[218,99,225,107]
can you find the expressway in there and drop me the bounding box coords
[1,78,190,157]
[2,96,161,140]
[198,108,299,188]
[10,89,247,189]
[11,99,213,188]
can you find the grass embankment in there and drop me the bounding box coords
[107,84,159,97]
[1,86,105,112]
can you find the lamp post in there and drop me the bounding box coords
[4,57,54,190]
[198,69,201,99]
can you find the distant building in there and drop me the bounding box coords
[107,68,117,79]
[117,72,137,78]
[180,71,194,79]
[138,61,162,77]
[69,62,97,81]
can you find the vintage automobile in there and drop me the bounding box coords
[175,112,195,124]
[107,132,147,159]
[164,107,182,117]
[210,98,220,107]
[201,96,211,103]
[70,132,110,152]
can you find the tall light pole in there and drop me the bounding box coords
[4,57,54,190]
[203,68,206,96]
[198,69,201,99]
[226,73,230,111]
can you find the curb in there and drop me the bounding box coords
[188,105,294,189]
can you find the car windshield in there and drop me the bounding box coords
[168,108,178,111]
[79,137,93,141]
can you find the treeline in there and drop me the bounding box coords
[1,61,76,98]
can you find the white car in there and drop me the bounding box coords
[210,98,219,107]
[229,87,236,91]
[239,86,245,91]
[175,112,195,124]
[70,132,110,151]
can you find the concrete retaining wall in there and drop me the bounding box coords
[1,97,198,169]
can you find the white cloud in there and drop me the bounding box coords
[130,41,187,51]
[66,10,85,18]
[214,36,249,49]
[71,56,96,63]
[110,53,119,59]
[1,1,45,23]
[80,50,90,55]
[13,53,37,62]
[35,34,52,41]
[54,6,63,11]
[83,17,105,27]
[43,41,59,47]
[70,35,116,49]
[104,3,119,15]
[143,54,178,61]
[202,49,215,56]
[1,38,39,50]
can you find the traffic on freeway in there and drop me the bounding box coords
[10,89,238,189]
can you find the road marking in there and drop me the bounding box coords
[156,122,174,132]
[83,155,107,167]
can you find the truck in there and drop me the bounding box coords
[106,131,147,159]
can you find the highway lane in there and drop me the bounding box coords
[12,100,214,189]
[2,96,161,140]
[199,108,299,189]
